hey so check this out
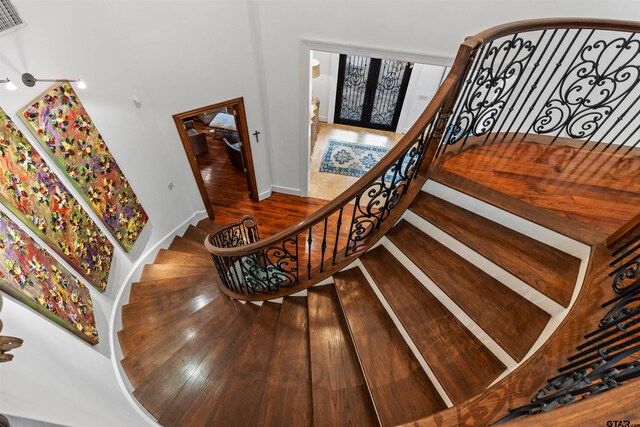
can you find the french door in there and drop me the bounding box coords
[334,54,413,131]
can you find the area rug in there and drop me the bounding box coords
[320,139,390,178]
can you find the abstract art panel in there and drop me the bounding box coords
[0,108,112,291]
[20,83,148,252]
[0,211,98,345]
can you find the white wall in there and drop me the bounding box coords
[0,0,269,425]
[311,51,339,122]
[397,63,447,134]
[253,0,640,195]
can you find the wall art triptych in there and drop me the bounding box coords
[0,82,149,344]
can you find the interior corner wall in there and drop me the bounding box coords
[0,1,270,425]
[251,0,640,194]
[311,51,339,122]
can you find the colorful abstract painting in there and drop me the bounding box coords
[0,210,98,345]
[0,108,112,291]
[20,83,148,252]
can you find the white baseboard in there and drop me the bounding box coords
[258,189,272,200]
[271,185,302,196]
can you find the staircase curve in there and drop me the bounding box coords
[118,18,640,426]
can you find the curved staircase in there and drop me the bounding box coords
[119,186,582,426]
[118,18,640,426]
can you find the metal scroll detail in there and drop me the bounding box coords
[346,135,426,254]
[494,228,640,424]
[445,35,537,144]
[339,55,372,121]
[533,36,640,139]
[239,238,299,295]
[370,60,411,126]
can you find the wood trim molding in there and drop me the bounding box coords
[173,97,259,220]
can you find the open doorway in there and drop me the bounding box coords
[308,50,448,201]
[174,97,258,220]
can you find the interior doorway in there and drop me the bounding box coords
[174,97,258,220]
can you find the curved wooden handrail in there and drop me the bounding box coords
[467,17,640,46]
[206,73,463,258]
[206,18,640,301]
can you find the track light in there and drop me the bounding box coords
[0,78,17,91]
[21,73,86,89]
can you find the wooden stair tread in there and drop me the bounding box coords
[168,236,211,257]
[122,295,234,388]
[411,192,579,307]
[387,220,550,361]
[307,285,378,427]
[153,249,213,266]
[119,297,231,358]
[132,299,246,418]
[183,225,210,244]
[334,268,447,426]
[121,290,219,338]
[361,246,506,404]
[172,302,282,426]
[196,218,223,234]
[157,303,260,427]
[128,274,215,303]
[257,297,312,426]
[139,264,214,281]
[122,283,220,319]
[429,167,607,245]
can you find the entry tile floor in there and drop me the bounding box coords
[309,123,403,200]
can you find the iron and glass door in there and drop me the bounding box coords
[334,54,413,131]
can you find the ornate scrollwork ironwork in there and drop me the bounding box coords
[237,238,299,295]
[495,226,640,424]
[346,136,425,254]
[533,35,640,139]
[446,35,537,144]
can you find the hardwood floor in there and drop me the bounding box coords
[193,121,252,209]
[439,140,640,236]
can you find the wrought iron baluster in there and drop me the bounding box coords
[522,29,594,140]
[345,194,360,257]
[332,207,344,266]
[320,217,328,273]
[551,32,639,146]
[459,34,517,147]
[438,44,487,158]
[307,227,313,279]
[486,30,548,142]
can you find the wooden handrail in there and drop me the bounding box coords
[206,18,640,300]
[206,71,464,258]
[468,17,640,45]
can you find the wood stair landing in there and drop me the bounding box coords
[436,140,640,236]
[334,268,447,426]
[410,191,580,307]
[361,246,506,404]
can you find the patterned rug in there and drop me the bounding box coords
[320,139,390,178]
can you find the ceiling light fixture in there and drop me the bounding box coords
[21,72,86,89]
[0,78,17,91]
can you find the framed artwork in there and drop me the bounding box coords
[0,210,99,345]
[0,108,112,291]
[20,83,149,252]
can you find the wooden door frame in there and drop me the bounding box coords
[173,97,259,220]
